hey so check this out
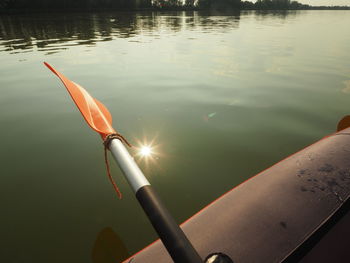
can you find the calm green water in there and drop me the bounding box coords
[1,10,350,263]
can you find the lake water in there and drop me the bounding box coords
[1,10,350,263]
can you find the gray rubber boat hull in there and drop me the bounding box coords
[122,128,350,263]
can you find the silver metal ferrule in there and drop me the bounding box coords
[109,138,150,193]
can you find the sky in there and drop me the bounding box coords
[251,0,350,6]
[299,0,350,6]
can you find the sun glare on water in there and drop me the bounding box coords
[134,135,164,169]
[140,146,152,156]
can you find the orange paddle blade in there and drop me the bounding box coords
[44,62,116,138]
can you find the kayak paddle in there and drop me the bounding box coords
[44,62,202,263]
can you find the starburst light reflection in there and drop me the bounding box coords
[140,145,152,157]
[133,135,163,170]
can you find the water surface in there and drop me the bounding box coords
[1,10,350,263]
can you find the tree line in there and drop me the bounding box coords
[151,0,350,10]
[0,0,152,10]
[0,0,349,11]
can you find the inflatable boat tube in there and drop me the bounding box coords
[123,128,350,263]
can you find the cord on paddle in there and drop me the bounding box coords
[103,133,132,199]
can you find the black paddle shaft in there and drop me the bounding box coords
[136,185,203,263]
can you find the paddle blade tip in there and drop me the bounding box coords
[43,62,59,76]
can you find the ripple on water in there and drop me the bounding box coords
[341,80,350,94]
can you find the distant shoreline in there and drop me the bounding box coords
[1,6,349,15]
[1,0,350,14]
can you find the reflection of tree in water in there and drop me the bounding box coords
[196,10,240,31]
[0,11,241,54]
[254,9,298,20]
[0,12,138,53]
